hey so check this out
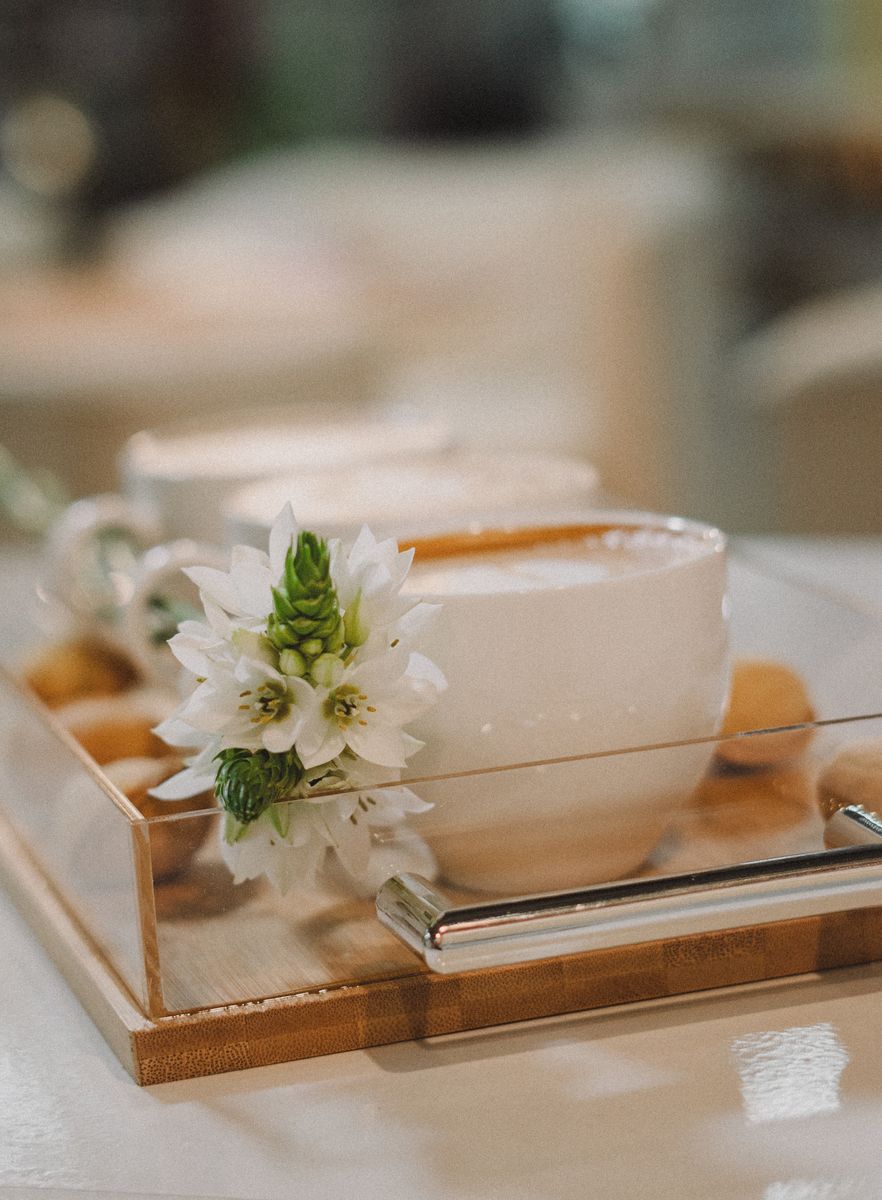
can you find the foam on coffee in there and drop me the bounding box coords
[404,526,709,596]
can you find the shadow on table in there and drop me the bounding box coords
[363,961,882,1075]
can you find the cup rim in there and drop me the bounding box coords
[120,409,453,485]
[224,452,602,542]
[401,509,726,595]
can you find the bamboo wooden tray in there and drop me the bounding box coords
[3,552,882,1085]
[6,785,882,1087]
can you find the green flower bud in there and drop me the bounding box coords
[215,747,304,828]
[266,531,346,672]
[311,652,343,688]
[279,648,307,677]
[325,621,345,654]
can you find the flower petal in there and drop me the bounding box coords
[363,785,432,823]
[230,544,270,571]
[176,618,216,640]
[298,725,347,771]
[233,653,283,686]
[347,643,410,689]
[232,561,275,620]
[323,800,371,877]
[406,651,448,693]
[148,764,216,800]
[286,674,319,706]
[153,714,203,748]
[166,633,217,676]
[202,596,233,637]
[269,502,299,578]
[399,731,425,759]
[345,721,415,768]
[392,602,441,645]
[177,683,231,734]
[346,524,380,573]
[261,711,301,754]
[231,628,277,668]
[183,565,238,613]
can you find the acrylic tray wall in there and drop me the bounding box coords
[2,552,882,1083]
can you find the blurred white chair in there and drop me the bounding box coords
[732,284,882,532]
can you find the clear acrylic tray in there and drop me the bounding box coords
[3,549,882,1082]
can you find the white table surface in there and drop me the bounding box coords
[4,538,882,1200]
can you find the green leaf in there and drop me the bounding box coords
[268,801,292,838]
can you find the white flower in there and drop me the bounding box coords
[149,503,446,894]
[292,646,446,770]
[330,524,419,647]
[166,651,308,755]
[182,503,299,633]
[217,752,426,893]
[292,754,432,884]
[358,595,442,663]
[324,753,434,878]
[220,800,329,894]
[164,616,229,677]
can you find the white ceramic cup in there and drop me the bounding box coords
[399,514,729,893]
[120,409,453,544]
[225,449,600,547]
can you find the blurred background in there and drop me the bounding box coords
[2,0,882,540]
